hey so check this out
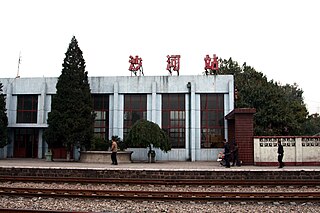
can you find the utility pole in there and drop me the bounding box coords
[16,52,21,78]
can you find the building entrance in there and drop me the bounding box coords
[14,128,38,158]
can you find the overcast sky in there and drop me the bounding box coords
[1,0,319,114]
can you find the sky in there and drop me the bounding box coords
[1,0,319,114]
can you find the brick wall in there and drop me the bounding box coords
[226,108,256,165]
[0,167,319,181]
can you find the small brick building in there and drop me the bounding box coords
[225,108,256,165]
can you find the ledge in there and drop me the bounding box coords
[79,151,133,163]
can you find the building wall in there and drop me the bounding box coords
[0,75,234,161]
[254,136,320,166]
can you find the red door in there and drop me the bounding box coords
[14,129,38,158]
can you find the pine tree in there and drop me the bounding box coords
[0,83,8,148]
[44,36,95,156]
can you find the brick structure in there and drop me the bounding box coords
[225,108,256,165]
[0,167,319,181]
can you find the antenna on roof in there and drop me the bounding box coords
[16,52,21,78]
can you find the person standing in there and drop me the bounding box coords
[223,139,231,168]
[111,136,118,165]
[277,139,284,168]
[231,141,241,166]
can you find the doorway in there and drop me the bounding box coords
[13,128,38,158]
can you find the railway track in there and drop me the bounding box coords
[0,209,87,213]
[1,176,319,186]
[0,186,319,202]
[0,177,319,213]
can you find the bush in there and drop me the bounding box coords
[125,119,171,152]
[90,136,110,151]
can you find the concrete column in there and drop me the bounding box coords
[6,83,13,125]
[194,94,201,160]
[190,82,196,161]
[113,82,119,137]
[228,80,235,112]
[39,79,47,124]
[151,82,157,123]
[118,95,124,139]
[38,80,47,159]
[4,83,13,158]
[38,129,44,159]
[295,138,303,166]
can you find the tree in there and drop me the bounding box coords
[219,58,308,136]
[0,83,8,148]
[303,113,320,135]
[44,36,95,156]
[125,119,171,153]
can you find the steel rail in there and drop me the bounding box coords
[0,186,319,202]
[0,176,319,186]
[0,209,87,213]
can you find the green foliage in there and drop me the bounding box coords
[90,136,109,151]
[220,58,308,136]
[303,113,320,135]
[44,36,95,153]
[0,83,8,148]
[125,119,171,152]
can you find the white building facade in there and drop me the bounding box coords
[0,75,234,161]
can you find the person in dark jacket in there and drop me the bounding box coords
[223,139,230,168]
[277,139,284,168]
[231,141,241,166]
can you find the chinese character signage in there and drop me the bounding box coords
[204,54,219,75]
[129,55,144,76]
[166,55,181,76]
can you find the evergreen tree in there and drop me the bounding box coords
[0,83,8,148]
[125,119,171,153]
[219,58,308,136]
[303,113,320,135]
[44,36,95,155]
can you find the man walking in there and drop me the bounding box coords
[111,136,118,165]
[277,139,284,168]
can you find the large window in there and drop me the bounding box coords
[16,95,38,123]
[162,94,185,148]
[92,94,109,140]
[201,94,224,148]
[123,94,147,139]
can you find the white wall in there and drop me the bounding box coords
[254,137,320,164]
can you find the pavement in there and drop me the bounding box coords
[0,158,319,171]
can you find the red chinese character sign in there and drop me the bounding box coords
[166,55,181,76]
[129,55,144,76]
[204,54,219,75]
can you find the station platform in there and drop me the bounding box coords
[0,158,319,171]
[0,158,319,182]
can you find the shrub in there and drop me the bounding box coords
[90,136,110,151]
[125,119,171,152]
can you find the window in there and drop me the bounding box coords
[162,94,185,148]
[92,94,109,140]
[16,95,38,123]
[201,94,224,148]
[123,94,147,140]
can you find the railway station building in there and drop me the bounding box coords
[0,75,236,162]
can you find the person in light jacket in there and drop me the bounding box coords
[111,136,118,165]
